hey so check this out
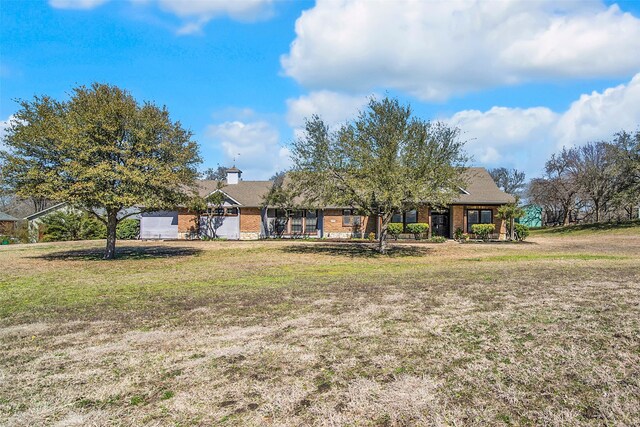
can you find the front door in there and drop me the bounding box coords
[431,211,450,238]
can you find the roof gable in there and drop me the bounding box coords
[0,211,19,221]
[454,168,515,204]
[195,180,274,207]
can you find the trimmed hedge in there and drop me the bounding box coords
[406,223,429,239]
[471,223,495,240]
[387,223,404,239]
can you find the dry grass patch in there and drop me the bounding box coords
[1,234,639,425]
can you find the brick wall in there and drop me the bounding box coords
[453,205,506,239]
[178,209,198,234]
[452,205,464,234]
[417,206,430,237]
[240,208,262,233]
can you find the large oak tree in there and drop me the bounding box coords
[1,83,201,259]
[285,97,467,253]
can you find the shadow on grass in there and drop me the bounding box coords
[535,219,640,235]
[282,242,432,258]
[34,245,203,261]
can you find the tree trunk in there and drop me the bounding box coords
[378,214,391,254]
[104,209,118,260]
[562,207,570,226]
[594,201,600,223]
[510,217,515,241]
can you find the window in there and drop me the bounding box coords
[342,209,361,227]
[225,207,238,216]
[467,209,493,233]
[391,210,418,231]
[290,210,304,234]
[267,208,288,235]
[305,210,318,232]
[291,217,303,233]
[405,210,418,224]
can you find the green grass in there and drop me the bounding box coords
[530,219,640,236]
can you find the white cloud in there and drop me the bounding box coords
[206,119,289,179]
[554,73,640,148]
[282,0,640,100]
[448,106,558,167]
[0,116,14,151]
[49,0,274,34]
[444,73,640,176]
[286,91,373,135]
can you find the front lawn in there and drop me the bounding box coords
[1,234,639,425]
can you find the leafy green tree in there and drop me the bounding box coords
[1,83,201,259]
[201,188,226,238]
[611,130,640,218]
[285,97,467,253]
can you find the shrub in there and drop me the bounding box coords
[471,223,495,240]
[387,223,403,240]
[41,211,106,242]
[454,227,464,240]
[117,219,140,240]
[514,223,530,241]
[367,232,376,241]
[430,236,446,243]
[406,223,429,239]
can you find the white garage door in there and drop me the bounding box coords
[140,211,179,239]
[200,216,239,240]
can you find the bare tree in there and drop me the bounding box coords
[565,142,619,222]
[529,149,578,226]
[488,167,526,196]
[202,166,228,181]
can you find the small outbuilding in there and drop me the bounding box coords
[0,211,19,235]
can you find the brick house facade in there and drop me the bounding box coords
[143,167,514,241]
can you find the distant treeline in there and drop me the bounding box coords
[528,130,639,226]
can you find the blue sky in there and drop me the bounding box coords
[1,0,639,180]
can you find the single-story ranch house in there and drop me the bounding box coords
[141,167,515,240]
[23,167,515,241]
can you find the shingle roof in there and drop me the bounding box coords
[454,167,515,204]
[196,180,274,207]
[0,211,19,222]
[194,167,513,208]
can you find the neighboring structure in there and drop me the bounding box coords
[0,211,19,234]
[517,204,543,228]
[139,166,515,240]
[24,203,72,242]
